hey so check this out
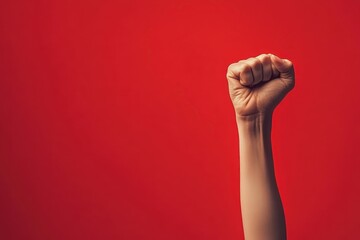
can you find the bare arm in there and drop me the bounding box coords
[226,53,295,240]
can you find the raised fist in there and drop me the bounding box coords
[226,53,295,117]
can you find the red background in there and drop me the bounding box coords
[1,0,360,239]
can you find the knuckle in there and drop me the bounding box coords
[263,54,271,63]
[241,63,251,73]
[226,63,236,77]
[287,60,294,69]
[256,53,268,61]
[258,55,271,66]
[248,57,262,70]
[227,63,235,72]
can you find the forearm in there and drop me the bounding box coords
[237,113,286,240]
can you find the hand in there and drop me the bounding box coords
[226,53,295,117]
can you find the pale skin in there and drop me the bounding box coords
[226,53,295,240]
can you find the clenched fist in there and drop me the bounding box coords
[226,53,295,117]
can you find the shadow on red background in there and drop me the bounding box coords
[1,0,360,239]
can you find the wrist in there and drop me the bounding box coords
[236,111,273,136]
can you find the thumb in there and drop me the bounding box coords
[269,54,294,80]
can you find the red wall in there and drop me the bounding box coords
[1,0,360,239]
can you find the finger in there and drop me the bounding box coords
[226,63,241,91]
[255,53,272,81]
[268,55,280,79]
[245,57,263,86]
[269,53,294,80]
[227,61,254,87]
